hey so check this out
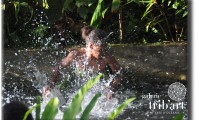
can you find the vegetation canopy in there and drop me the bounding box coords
[2,0,187,48]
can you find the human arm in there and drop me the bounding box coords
[49,51,77,86]
[105,54,122,91]
[43,50,78,97]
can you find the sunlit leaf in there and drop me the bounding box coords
[172,112,184,120]
[141,0,155,20]
[102,7,108,18]
[139,0,151,4]
[62,74,103,120]
[23,104,40,120]
[182,11,188,17]
[42,0,49,9]
[88,3,93,7]
[2,4,5,10]
[127,0,141,5]
[108,98,136,120]
[151,27,158,33]
[90,0,104,28]
[13,2,20,24]
[80,93,101,120]
[41,97,59,120]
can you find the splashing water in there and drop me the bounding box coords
[35,66,134,119]
[3,47,188,119]
[3,5,186,119]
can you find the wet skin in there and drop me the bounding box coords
[43,43,122,99]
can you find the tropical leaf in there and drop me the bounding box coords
[41,97,59,120]
[36,96,42,120]
[111,0,120,12]
[80,92,101,120]
[145,15,164,32]
[13,2,20,24]
[23,104,40,120]
[175,5,187,16]
[141,0,155,20]
[42,0,49,9]
[2,4,5,10]
[182,11,188,17]
[139,0,152,4]
[62,73,103,120]
[102,7,108,18]
[90,0,104,28]
[108,98,136,120]
[172,112,184,120]
[126,0,141,5]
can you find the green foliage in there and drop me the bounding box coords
[3,0,188,48]
[111,0,120,12]
[127,0,141,5]
[141,0,154,20]
[102,7,108,18]
[24,74,137,120]
[63,0,94,19]
[172,113,184,120]
[2,4,5,10]
[62,73,103,120]
[42,0,49,9]
[26,96,58,120]
[36,96,41,120]
[139,0,188,41]
[90,0,122,28]
[41,97,59,120]
[2,0,52,48]
[12,2,33,25]
[173,0,188,17]
[90,0,105,28]
[2,0,49,24]
[23,104,40,120]
[33,25,49,38]
[108,98,136,120]
[80,92,101,120]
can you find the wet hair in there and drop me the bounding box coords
[88,29,107,46]
[81,26,93,40]
[3,101,33,120]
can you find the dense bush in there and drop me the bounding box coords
[2,0,187,48]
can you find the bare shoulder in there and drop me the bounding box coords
[69,48,86,56]
[61,48,86,67]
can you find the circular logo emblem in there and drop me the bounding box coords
[168,82,186,101]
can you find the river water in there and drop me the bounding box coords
[2,46,188,120]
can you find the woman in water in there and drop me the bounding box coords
[43,27,122,98]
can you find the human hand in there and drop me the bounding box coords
[42,85,52,98]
